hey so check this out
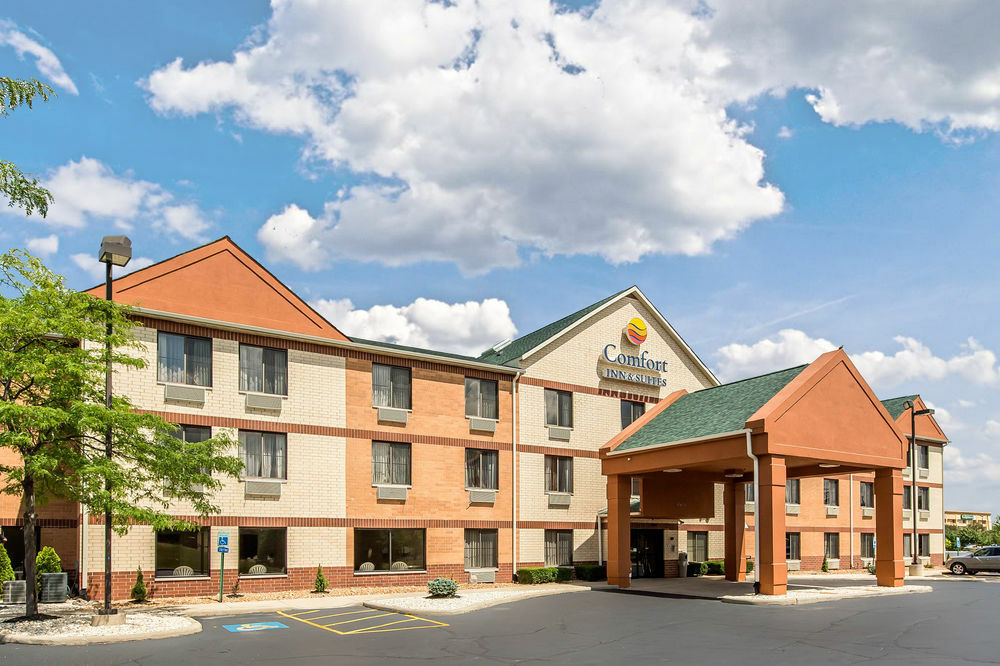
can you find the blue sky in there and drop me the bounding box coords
[2,1,999,510]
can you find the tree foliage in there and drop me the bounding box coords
[0,249,244,616]
[0,542,14,583]
[945,521,1000,550]
[0,78,54,218]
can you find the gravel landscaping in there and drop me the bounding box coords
[364,583,589,615]
[0,599,200,645]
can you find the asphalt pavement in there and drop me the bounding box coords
[2,578,998,665]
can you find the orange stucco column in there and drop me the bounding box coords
[724,480,747,582]
[606,474,631,588]
[758,455,787,595]
[874,468,905,587]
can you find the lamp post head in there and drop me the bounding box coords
[99,235,132,267]
[915,408,935,416]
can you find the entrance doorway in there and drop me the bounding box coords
[631,529,664,578]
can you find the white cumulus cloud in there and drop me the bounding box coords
[945,445,1000,485]
[25,234,58,257]
[71,253,155,284]
[0,21,78,94]
[312,296,517,356]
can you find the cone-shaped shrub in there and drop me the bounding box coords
[314,565,328,592]
[131,567,148,601]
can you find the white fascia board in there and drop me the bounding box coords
[605,428,749,456]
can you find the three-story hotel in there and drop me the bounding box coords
[0,238,948,598]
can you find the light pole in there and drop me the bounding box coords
[902,400,934,566]
[98,235,131,615]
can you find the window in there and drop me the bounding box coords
[155,527,210,577]
[917,486,930,510]
[354,528,425,572]
[464,529,498,569]
[918,534,930,556]
[544,455,573,493]
[544,530,573,567]
[372,441,411,486]
[544,389,573,427]
[785,479,800,505]
[238,527,286,575]
[687,531,708,562]
[239,344,287,395]
[630,477,641,497]
[176,425,211,445]
[373,363,411,409]
[903,533,912,558]
[465,378,498,419]
[861,533,875,559]
[744,484,754,502]
[786,532,801,561]
[860,481,874,509]
[917,444,929,470]
[157,332,212,386]
[903,486,912,510]
[465,449,498,490]
[238,431,287,480]
[824,533,840,559]
[620,400,645,429]
[823,479,839,506]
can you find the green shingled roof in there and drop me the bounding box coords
[478,287,633,366]
[614,364,808,452]
[880,395,919,420]
[350,337,510,367]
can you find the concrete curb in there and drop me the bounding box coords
[178,591,421,618]
[0,616,202,645]
[721,584,934,606]
[363,584,590,616]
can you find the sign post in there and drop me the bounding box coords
[217,530,230,603]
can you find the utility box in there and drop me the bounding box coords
[40,573,68,603]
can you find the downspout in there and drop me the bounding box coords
[745,429,759,587]
[849,474,855,568]
[511,370,521,580]
[80,504,88,596]
[596,511,603,566]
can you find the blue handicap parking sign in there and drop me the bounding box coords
[223,622,288,633]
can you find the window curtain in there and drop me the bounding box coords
[390,443,411,485]
[558,392,572,427]
[464,530,498,569]
[544,389,558,426]
[744,483,754,502]
[262,348,287,395]
[185,337,212,386]
[558,457,572,492]
[158,332,185,383]
[785,479,800,504]
[465,379,480,417]
[918,445,929,468]
[824,480,838,506]
[372,442,391,484]
[240,345,263,392]
[390,366,411,409]
[373,364,391,407]
[481,380,497,419]
[465,449,480,488]
[860,482,874,508]
[544,455,555,491]
[239,431,261,478]
[545,531,572,566]
[482,450,498,489]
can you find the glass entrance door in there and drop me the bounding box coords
[630,529,664,578]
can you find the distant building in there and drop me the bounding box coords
[945,511,993,531]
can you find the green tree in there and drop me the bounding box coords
[0,250,243,618]
[0,542,14,583]
[1,77,55,217]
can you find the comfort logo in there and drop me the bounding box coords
[626,318,647,345]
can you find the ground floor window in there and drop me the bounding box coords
[687,531,708,562]
[155,527,210,577]
[824,532,840,559]
[544,530,573,567]
[785,479,800,504]
[861,533,875,559]
[903,533,912,558]
[918,533,930,557]
[354,528,426,572]
[786,532,800,561]
[239,527,286,575]
[464,529,498,569]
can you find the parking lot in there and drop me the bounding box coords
[2,578,999,665]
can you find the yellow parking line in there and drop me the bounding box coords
[324,612,395,627]
[303,610,379,621]
[277,608,449,636]
[277,610,352,634]
[350,615,449,634]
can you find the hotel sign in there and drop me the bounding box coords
[600,318,668,386]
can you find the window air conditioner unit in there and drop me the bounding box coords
[378,407,408,424]
[744,502,754,513]
[164,384,206,405]
[469,418,496,433]
[862,507,875,518]
[548,493,571,508]
[470,569,495,584]
[826,505,840,517]
[469,489,496,504]
[246,393,282,411]
[785,503,800,515]
[377,485,407,500]
[245,480,282,497]
[547,426,571,441]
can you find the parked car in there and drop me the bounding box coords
[945,546,1000,574]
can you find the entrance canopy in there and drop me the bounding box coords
[599,349,909,595]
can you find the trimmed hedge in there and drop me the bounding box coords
[687,561,708,577]
[574,564,606,581]
[517,567,573,584]
[705,560,725,575]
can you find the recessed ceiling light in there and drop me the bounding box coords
[818,463,840,468]
[724,470,744,478]
[663,468,682,473]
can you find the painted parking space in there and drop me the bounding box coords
[277,607,449,635]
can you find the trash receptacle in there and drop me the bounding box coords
[678,552,688,578]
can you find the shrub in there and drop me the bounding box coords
[35,546,61,590]
[516,567,560,584]
[574,564,606,581]
[866,562,876,575]
[427,577,458,598]
[822,556,829,572]
[0,543,14,583]
[746,559,755,574]
[313,564,328,593]
[705,560,725,575]
[130,567,147,602]
[555,567,573,582]
[687,561,708,577]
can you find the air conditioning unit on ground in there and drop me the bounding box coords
[469,569,496,584]
[164,384,206,405]
[377,485,407,500]
[245,480,282,497]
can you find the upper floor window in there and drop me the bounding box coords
[823,478,839,507]
[239,344,287,395]
[620,400,645,429]
[544,389,573,427]
[744,484,754,502]
[860,481,874,508]
[917,445,929,470]
[238,430,287,480]
[465,448,499,490]
[372,441,411,486]
[630,477,641,497]
[903,485,912,510]
[373,363,411,410]
[544,455,573,493]
[917,486,930,510]
[158,332,212,386]
[785,479,800,504]
[465,378,498,419]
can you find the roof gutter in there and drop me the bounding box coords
[605,429,750,457]
[128,306,519,375]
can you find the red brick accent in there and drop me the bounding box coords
[663,559,679,578]
[1,518,78,528]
